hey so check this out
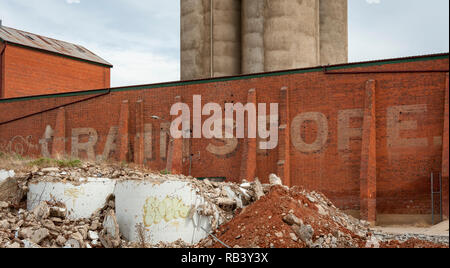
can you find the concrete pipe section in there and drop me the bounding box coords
[115,179,215,245]
[27,177,116,220]
[0,170,15,182]
[27,176,217,245]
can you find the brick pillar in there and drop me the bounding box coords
[240,88,257,181]
[183,136,191,175]
[277,87,291,187]
[167,96,184,175]
[442,74,449,219]
[52,107,66,159]
[360,80,377,225]
[134,100,145,166]
[118,100,130,162]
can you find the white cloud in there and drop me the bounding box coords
[108,49,180,87]
[1,0,448,87]
[85,43,180,87]
[0,0,180,87]
[66,0,80,4]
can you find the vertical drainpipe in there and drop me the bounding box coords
[210,0,214,78]
[0,42,6,99]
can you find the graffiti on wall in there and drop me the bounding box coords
[143,196,192,227]
[16,103,442,164]
[0,135,38,155]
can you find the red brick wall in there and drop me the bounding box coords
[442,74,449,219]
[0,54,448,218]
[1,44,110,99]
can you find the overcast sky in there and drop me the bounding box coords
[0,0,448,87]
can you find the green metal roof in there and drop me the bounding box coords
[0,52,448,104]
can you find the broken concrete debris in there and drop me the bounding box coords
[0,170,26,205]
[27,178,116,220]
[196,185,449,249]
[268,174,283,186]
[0,165,265,248]
[0,165,448,248]
[0,198,116,248]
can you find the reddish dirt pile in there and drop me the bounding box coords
[208,185,368,248]
[204,186,448,249]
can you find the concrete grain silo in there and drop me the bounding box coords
[180,0,241,80]
[241,0,265,74]
[181,0,348,79]
[262,0,320,72]
[319,0,348,65]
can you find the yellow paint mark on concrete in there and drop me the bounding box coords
[171,221,181,232]
[143,197,191,227]
[64,187,85,199]
[64,187,85,208]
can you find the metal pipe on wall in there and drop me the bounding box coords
[181,0,241,80]
[0,42,6,99]
[210,0,241,77]
[182,0,349,79]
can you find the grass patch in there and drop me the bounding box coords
[56,159,82,168]
[28,158,54,167]
[160,169,171,175]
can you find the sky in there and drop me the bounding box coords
[0,0,448,87]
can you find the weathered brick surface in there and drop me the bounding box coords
[360,80,377,223]
[0,43,110,99]
[0,54,448,218]
[442,74,449,218]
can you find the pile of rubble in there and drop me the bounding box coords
[189,176,268,227]
[196,182,449,249]
[32,164,266,231]
[373,231,449,247]
[0,197,122,248]
[0,162,264,248]
[1,159,448,249]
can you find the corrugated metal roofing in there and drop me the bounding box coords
[0,25,112,67]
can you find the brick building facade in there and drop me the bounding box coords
[0,25,112,99]
[0,53,448,224]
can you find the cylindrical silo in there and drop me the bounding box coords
[264,0,320,71]
[241,0,265,74]
[211,0,242,77]
[180,0,211,80]
[182,0,348,78]
[181,0,241,80]
[319,0,348,65]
